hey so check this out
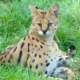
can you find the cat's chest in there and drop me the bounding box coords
[31,41,59,56]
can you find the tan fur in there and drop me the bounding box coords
[0,4,75,80]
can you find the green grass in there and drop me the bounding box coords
[0,0,80,80]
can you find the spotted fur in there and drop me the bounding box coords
[0,3,75,80]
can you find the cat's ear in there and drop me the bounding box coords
[47,4,59,17]
[29,3,41,17]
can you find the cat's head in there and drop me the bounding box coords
[29,3,59,36]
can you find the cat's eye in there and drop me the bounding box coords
[37,23,42,27]
[48,23,52,27]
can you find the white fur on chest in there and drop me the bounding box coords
[44,55,61,77]
[44,41,61,76]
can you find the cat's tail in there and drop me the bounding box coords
[67,45,76,57]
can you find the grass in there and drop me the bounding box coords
[0,0,80,80]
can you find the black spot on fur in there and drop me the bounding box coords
[10,54,13,59]
[40,45,43,48]
[43,52,45,55]
[51,59,53,61]
[35,6,38,9]
[39,55,41,58]
[30,65,32,69]
[45,71,47,74]
[35,64,38,69]
[32,59,35,63]
[3,61,5,63]
[13,47,17,52]
[44,40,45,42]
[35,45,37,47]
[17,50,22,63]
[34,53,37,57]
[21,42,24,49]
[28,43,30,52]
[45,60,48,63]
[28,43,30,46]
[53,68,56,72]
[0,57,3,61]
[36,39,39,42]
[40,63,43,66]
[32,37,34,40]
[46,63,50,67]
[41,42,45,45]
[5,55,7,58]
[8,59,10,63]
[24,61,27,67]
[59,58,62,61]
[23,37,26,40]
[27,54,30,60]
[52,68,56,75]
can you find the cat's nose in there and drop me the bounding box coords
[42,30,47,34]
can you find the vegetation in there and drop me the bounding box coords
[0,0,80,80]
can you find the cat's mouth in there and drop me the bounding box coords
[38,31,53,36]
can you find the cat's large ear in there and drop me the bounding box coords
[47,4,59,17]
[29,3,41,17]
